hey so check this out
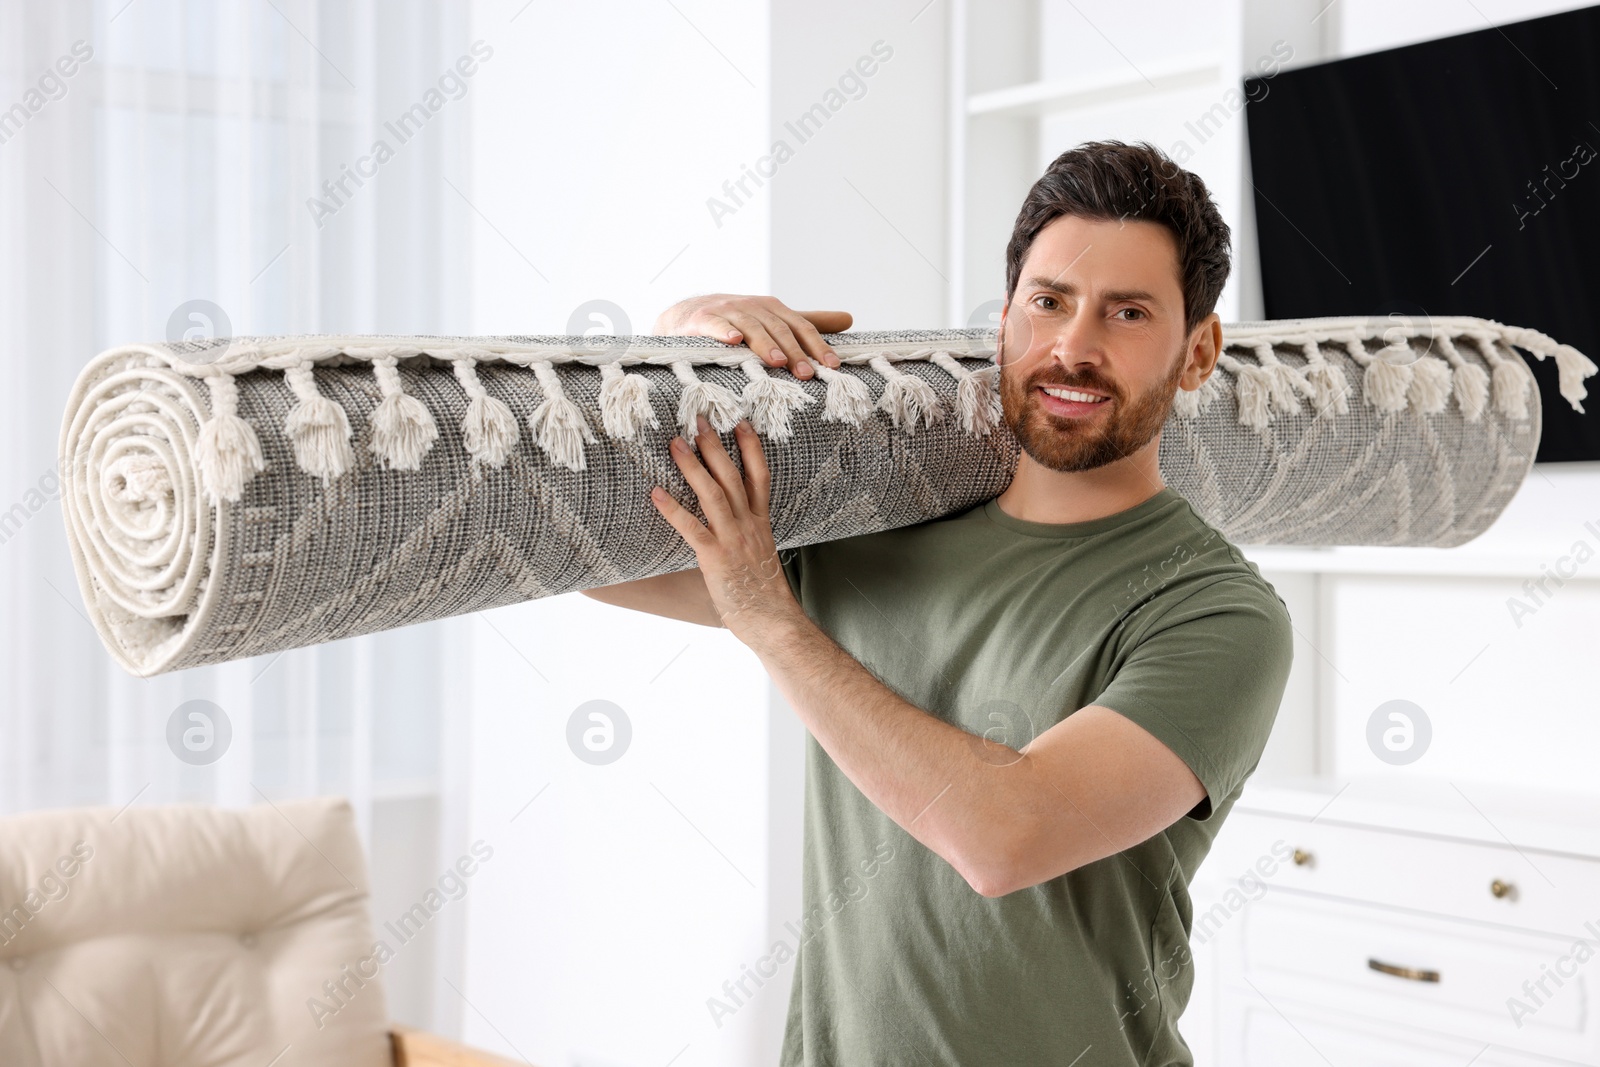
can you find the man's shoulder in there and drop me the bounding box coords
[1126,496,1293,626]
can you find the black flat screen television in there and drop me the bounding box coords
[1244,3,1600,462]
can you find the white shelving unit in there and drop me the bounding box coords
[943,0,1340,328]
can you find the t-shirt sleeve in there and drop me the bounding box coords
[1090,576,1294,821]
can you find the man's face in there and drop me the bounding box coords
[998,214,1193,473]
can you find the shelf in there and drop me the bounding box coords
[1236,543,1595,579]
[966,55,1222,118]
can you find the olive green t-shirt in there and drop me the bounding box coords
[775,486,1294,1067]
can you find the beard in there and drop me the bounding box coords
[997,328,1186,473]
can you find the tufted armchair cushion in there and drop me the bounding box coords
[0,796,392,1067]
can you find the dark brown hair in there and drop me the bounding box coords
[1004,139,1232,338]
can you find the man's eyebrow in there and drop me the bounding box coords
[1019,276,1163,306]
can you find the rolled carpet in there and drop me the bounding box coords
[58,318,1595,677]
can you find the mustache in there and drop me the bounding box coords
[1025,372,1119,398]
[995,339,1122,398]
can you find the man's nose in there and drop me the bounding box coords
[1046,312,1107,371]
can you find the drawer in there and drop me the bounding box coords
[1201,809,1600,936]
[1225,894,1600,1063]
[1232,1001,1589,1067]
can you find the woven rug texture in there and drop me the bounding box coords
[57,319,1595,676]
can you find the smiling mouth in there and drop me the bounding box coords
[1036,385,1111,418]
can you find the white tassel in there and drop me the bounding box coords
[1407,354,1453,415]
[810,362,876,427]
[1434,334,1488,422]
[1346,337,1411,414]
[196,372,266,503]
[1502,325,1598,413]
[738,356,815,440]
[1170,375,1217,419]
[1222,356,1273,431]
[929,351,1004,435]
[451,357,519,471]
[867,352,943,433]
[283,360,355,484]
[528,358,599,470]
[597,360,659,440]
[1472,333,1531,421]
[1492,358,1531,420]
[669,357,744,450]
[1549,342,1597,413]
[1250,341,1307,415]
[1299,340,1349,419]
[368,354,440,470]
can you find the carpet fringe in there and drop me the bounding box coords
[168,319,1594,505]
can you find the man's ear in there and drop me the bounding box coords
[1179,313,1223,391]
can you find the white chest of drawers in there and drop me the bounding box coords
[1184,776,1600,1066]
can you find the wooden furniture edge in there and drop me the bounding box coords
[391,1024,533,1067]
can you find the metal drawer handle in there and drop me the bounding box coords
[1368,958,1441,983]
[1490,879,1517,900]
[1292,848,1313,867]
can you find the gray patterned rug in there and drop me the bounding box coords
[58,317,1595,676]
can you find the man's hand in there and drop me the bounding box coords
[652,293,852,380]
[650,412,803,642]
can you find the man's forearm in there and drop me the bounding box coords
[747,608,1034,895]
[645,399,1041,893]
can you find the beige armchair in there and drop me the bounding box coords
[0,795,524,1067]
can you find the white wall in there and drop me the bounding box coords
[1337,0,1589,56]
[459,3,778,1064]
[466,2,770,338]
[460,597,780,1067]
[768,5,949,328]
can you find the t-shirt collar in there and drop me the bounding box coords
[980,486,1180,540]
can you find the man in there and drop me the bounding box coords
[584,139,1294,1066]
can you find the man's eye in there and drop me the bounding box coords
[1033,295,1058,310]
[1117,308,1145,321]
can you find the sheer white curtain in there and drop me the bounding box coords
[0,0,475,1029]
